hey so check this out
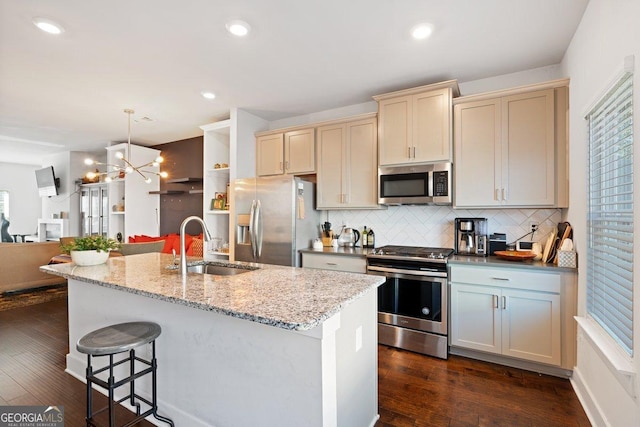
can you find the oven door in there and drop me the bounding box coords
[372,270,447,336]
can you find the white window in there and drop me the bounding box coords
[0,190,8,218]
[586,72,634,356]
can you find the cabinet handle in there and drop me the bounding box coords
[326,262,338,266]
[493,295,498,309]
[502,296,507,310]
[407,147,411,158]
[502,188,507,201]
[491,277,510,281]
[412,147,416,158]
[279,161,283,172]
[495,188,500,201]
[285,161,289,171]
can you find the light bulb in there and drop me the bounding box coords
[86,171,96,179]
[125,166,133,174]
[152,162,159,167]
[104,176,112,183]
[112,166,120,171]
[84,158,94,165]
[159,171,168,178]
[155,156,164,163]
[115,152,124,159]
[145,178,152,184]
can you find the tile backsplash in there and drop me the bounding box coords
[326,206,563,248]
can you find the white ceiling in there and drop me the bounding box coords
[0,0,589,165]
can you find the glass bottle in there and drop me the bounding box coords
[362,226,368,248]
[368,227,375,248]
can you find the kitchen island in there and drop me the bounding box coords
[41,253,383,427]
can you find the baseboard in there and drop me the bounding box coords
[571,366,607,427]
[2,282,67,296]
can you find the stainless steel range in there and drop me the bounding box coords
[367,245,453,359]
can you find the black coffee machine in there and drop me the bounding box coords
[454,218,488,256]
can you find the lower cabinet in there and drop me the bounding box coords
[449,264,572,369]
[301,252,367,274]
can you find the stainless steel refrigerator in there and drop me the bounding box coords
[233,175,321,267]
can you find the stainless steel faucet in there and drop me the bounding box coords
[179,216,212,279]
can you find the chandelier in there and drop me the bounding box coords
[84,109,168,184]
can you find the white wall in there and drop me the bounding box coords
[561,0,640,425]
[0,162,41,235]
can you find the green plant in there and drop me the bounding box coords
[61,236,121,254]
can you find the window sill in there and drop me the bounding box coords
[575,316,636,398]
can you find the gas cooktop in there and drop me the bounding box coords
[368,245,454,261]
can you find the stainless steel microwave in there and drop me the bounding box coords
[378,163,452,205]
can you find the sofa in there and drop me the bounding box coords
[0,241,67,293]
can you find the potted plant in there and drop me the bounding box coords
[61,235,121,266]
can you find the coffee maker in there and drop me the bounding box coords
[454,218,488,256]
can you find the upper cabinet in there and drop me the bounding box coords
[374,80,459,166]
[316,114,379,209]
[453,80,569,208]
[256,128,315,176]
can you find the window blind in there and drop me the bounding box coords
[586,72,634,356]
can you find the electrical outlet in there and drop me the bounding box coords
[530,223,539,232]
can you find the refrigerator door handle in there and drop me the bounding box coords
[249,200,257,259]
[255,200,263,259]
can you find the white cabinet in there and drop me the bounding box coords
[106,143,160,241]
[374,81,459,166]
[316,115,379,209]
[80,183,108,237]
[301,252,367,274]
[449,264,569,368]
[453,81,569,208]
[202,109,268,261]
[256,128,315,176]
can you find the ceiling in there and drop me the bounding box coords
[0,0,589,165]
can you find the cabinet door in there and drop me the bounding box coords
[414,88,452,162]
[99,186,109,236]
[284,128,315,174]
[316,124,346,208]
[502,89,555,206]
[378,96,411,166]
[345,118,378,208]
[453,99,502,207]
[301,253,366,273]
[450,283,501,354]
[257,133,284,176]
[501,289,561,366]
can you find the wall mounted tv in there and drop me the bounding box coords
[35,166,60,197]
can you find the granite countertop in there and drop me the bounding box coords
[40,253,384,331]
[449,255,578,272]
[299,246,374,257]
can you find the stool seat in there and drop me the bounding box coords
[77,322,161,356]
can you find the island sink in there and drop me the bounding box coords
[186,263,257,276]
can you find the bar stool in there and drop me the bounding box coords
[76,322,174,427]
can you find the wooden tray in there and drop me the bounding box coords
[494,250,536,261]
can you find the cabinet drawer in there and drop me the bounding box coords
[302,253,366,274]
[450,265,560,293]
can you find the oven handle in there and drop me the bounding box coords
[367,265,448,278]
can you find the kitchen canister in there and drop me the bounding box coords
[557,250,577,268]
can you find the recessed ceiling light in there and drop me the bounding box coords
[201,92,216,100]
[226,20,250,37]
[33,17,65,35]
[411,23,434,40]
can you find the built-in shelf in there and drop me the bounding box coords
[207,210,230,215]
[148,190,185,195]
[111,211,125,215]
[189,189,204,194]
[166,177,203,184]
[207,167,230,177]
[209,251,230,257]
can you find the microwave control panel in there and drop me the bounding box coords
[433,171,449,196]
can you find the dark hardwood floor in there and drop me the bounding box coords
[0,297,590,426]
